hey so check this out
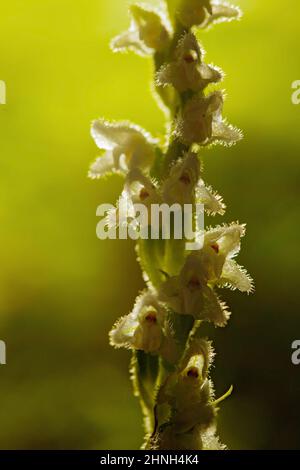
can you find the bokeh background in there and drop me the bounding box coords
[0,0,299,449]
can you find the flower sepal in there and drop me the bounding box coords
[111,4,171,56]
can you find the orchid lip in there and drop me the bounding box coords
[186,367,199,378]
[145,311,158,323]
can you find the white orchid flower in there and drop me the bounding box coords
[175,91,242,146]
[159,223,253,326]
[109,290,174,355]
[162,151,201,206]
[111,4,170,56]
[156,32,223,93]
[89,120,157,179]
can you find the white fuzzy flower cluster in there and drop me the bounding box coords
[89,0,251,451]
[151,338,226,450]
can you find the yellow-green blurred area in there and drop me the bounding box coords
[0,0,299,449]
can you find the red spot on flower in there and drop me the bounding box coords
[139,188,150,201]
[179,171,191,185]
[183,50,198,64]
[187,367,199,378]
[145,312,157,324]
[211,243,219,254]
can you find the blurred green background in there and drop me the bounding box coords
[0,0,299,449]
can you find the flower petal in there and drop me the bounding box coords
[130,4,170,52]
[88,152,115,179]
[111,4,170,56]
[176,0,213,28]
[202,429,226,450]
[200,288,231,327]
[91,119,155,150]
[196,180,226,215]
[91,120,157,174]
[204,2,242,27]
[106,190,136,230]
[109,314,139,350]
[212,119,243,146]
[220,259,254,293]
[111,30,150,56]
[205,223,246,258]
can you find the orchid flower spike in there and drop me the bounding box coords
[90,0,252,451]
